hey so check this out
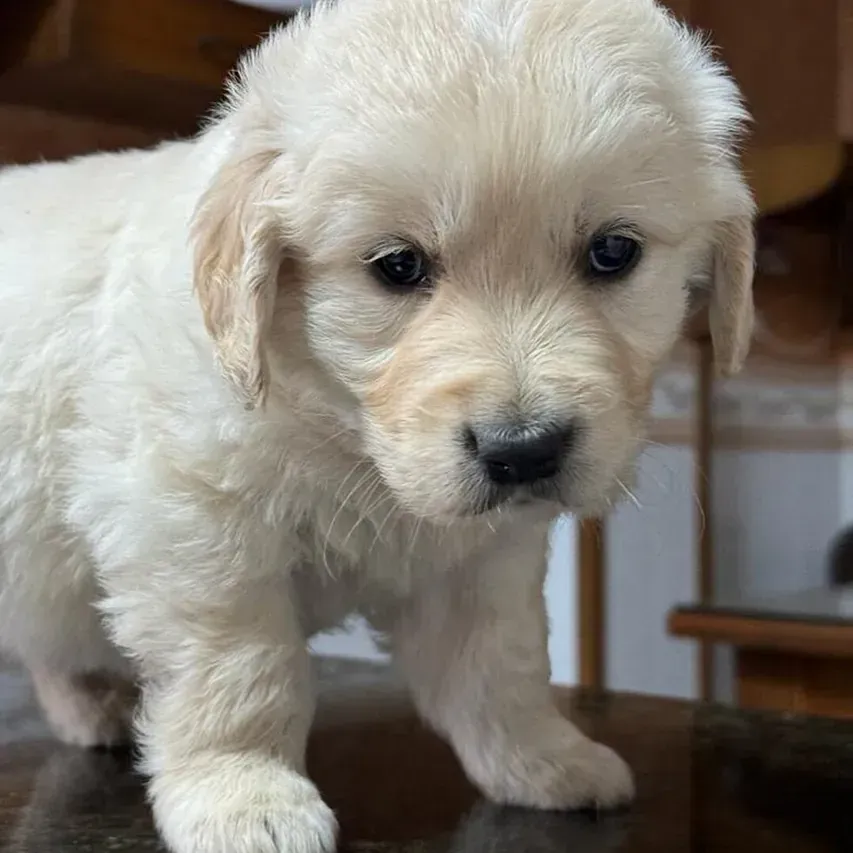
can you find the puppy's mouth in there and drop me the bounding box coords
[471,479,565,517]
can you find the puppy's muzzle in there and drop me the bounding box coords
[463,421,576,488]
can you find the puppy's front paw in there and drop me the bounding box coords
[479,733,634,811]
[152,757,337,853]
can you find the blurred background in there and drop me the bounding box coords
[3,0,853,719]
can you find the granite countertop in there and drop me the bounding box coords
[2,657,853,852]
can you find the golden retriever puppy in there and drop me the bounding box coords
[0,0,754,850]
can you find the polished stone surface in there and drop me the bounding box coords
[2,658,853,852]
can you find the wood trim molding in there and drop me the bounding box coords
[578,518,606,690]
[696,342,714,700]
[669,609,853,660]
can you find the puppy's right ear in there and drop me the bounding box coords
[192,147,283,409]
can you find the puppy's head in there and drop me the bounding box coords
[193,0,755,521]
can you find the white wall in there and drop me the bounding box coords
[309,618,384,661]
[545,516,578,685]
[712,450,840,601]
[605,446,698,699]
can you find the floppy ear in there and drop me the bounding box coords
[708,215,755,375]
[192,148,282,409]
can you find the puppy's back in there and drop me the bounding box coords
[0,140,201,308]
[0,138,214,516]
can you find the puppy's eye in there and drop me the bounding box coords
[371,248,431,290]
[586,233,642,279]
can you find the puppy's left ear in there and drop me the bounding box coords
[192,147,284,409]
[708,215,755,375]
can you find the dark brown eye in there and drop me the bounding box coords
[372,248,431,290]
[586,233,642,279]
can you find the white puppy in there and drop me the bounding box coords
[0,0,754,850]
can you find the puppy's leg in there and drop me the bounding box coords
[143,627,334,853]
[29,666,137,749]
[0,526,138,749]
[94,517,336,853]
[391,521,634,810]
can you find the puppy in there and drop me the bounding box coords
[0,0,754,851]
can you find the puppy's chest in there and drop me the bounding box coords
[289,476,488,593]
[286,503,436,637]
[297,495,444,589]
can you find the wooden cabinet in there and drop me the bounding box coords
[0,0,285,135]
[662,0,848,216]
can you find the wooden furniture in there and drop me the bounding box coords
[670,587,853,719]
[0,0,286,137]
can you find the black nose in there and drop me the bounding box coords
[466,422,573,487]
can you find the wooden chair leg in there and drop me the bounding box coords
[578,518,606,690]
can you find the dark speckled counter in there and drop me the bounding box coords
[2,657,853,852]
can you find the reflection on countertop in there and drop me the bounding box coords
[2,657,853,852]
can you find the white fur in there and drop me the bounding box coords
[0,1,754,851]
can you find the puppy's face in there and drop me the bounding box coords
[194,0,755,522]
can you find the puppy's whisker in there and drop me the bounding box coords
[619,175,671,190]
[369,499,400,554]
[348,476,391,544]
[635,438,684,507]
[330,459,369,503]
[321,462,375,574]
[338,484,383,557]
[361,480,390,518]
[306,428,351,455]
[692,483,707,539]
[639,438,669,451]
[408,513,426,556]
[616,477,642,509]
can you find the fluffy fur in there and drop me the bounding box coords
[0,0,754,851]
